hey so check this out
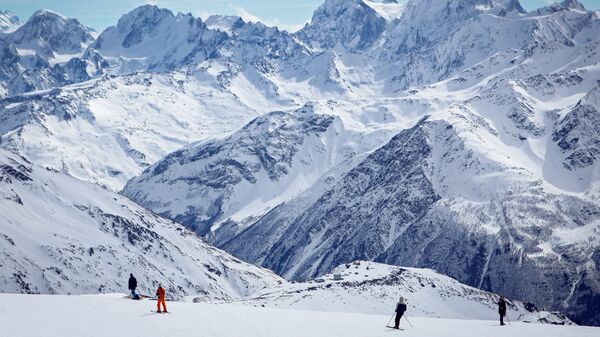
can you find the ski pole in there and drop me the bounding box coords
[403,314,414,328]
[386,312,395,327]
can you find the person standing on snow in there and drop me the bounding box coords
[156,284,167,313]
[393,296,407,329]
[128,274,138,299]
[498,297,507,325]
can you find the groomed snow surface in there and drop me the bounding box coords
[2,294,598,337]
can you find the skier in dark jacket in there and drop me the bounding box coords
[393,296,407,329]
[128,274,138,299]
[498,297,507,325]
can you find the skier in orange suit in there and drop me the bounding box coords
[156,284,167,313]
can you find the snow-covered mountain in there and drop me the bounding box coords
[7,9,94,58]
[297,0,389,51]
[91,5,308,74]
[0,149,282,299]
[231,261,572,325]
[120,0,600,326]
[0,68,276,191]
[90,6,225,73]
[0,10,20,33]
[0,10,100,97]
[121,102,377,239]
[2,0,600,327]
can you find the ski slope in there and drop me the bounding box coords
[227,261,570,324]
[1,294,598,337]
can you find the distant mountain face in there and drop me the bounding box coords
[90,5,226,73]
[0,69,272,191]
[297,0,388,51]
[0,149,282,299]
[91,5,308,74]
[7,10,94,56]
[0,10,21,32]
[121,102,367,238]
[0,10,100,98]
[235,261,573,325]
[1,0,600,327]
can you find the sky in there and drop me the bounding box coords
[2,0,599,32]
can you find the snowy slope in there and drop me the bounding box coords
[0,68,284,191]
[225,261,571,324]
[0,149,282,299]
[3,293,599,337]
[122,102,373,238]
[226,113,600,323]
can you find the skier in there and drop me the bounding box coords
[128,274,138,299]
[498,297,507,326]
[393,296,407,329]
[156,284,167,313]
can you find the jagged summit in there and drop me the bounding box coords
[0,10,21,32]
[298,0,387,50]
[7,9,94,55]
[91,5,224,72]
[30,9,68,20]
[112,5,176,39]
[558,0,586,11]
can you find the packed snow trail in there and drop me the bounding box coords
[2,294,598,337]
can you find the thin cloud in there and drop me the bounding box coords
[196,10,215,21]
[232,6,306,32]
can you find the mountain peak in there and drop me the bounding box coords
[558,0,585,10]
[534,0,586,14]
[115,5,175,34]
[7,9,94,55]
[0,10,21,32]
[299,0,387,50]
[30,9,67,20]
[405,0,524,19]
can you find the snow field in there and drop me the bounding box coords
[2,294,598,337]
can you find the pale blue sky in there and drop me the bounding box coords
[2,0,599,32]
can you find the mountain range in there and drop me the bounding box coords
[0,0,599,326]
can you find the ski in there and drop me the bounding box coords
[385,326,404,330]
